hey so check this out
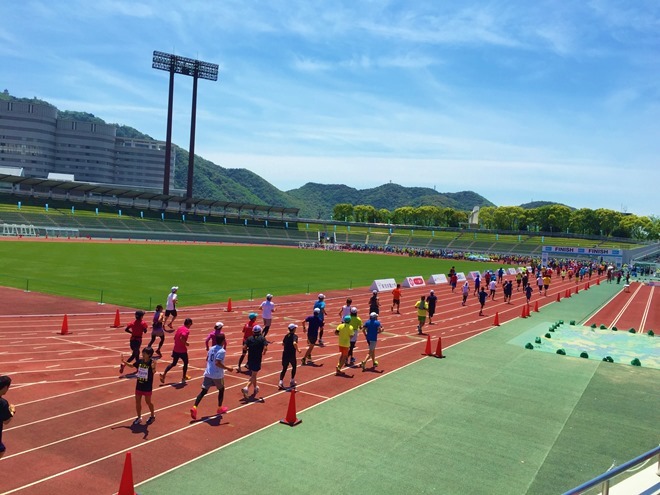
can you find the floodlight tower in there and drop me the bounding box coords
[152,51,218,199]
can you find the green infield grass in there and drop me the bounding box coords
[0,241,504,308]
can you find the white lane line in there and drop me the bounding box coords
[18,358,34,362]
[74,372,89,377]
[59,351,71,355]
[638,286,654,332]
[46,365,60,369]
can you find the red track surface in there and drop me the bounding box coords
[586,281,659,332]
[0,273,602,494]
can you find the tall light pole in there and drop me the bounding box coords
[152,51,218,199]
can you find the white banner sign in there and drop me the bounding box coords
[370,278,398,292]
[468,271,481,281]
[508,268,518,275]
[456,272,467,282]
[402,275,426,288]
[427,274,448,285]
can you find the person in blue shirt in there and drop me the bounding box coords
[360,312,383,370]
[302,308,323,365]
[313,294,328,346]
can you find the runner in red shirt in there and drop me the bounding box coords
[159,318,193,384]
[237,313,258,373]
[120,311,148,374]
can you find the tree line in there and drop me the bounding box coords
[332,203,660,240]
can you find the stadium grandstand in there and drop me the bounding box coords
[1,174,658,266]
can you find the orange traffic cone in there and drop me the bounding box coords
[423,334,433,356]
[565,289,571,298]
[60,314,69,335]
[493,312,500,326]
[526,304,531,317]
[280,389,302,426]
[117,452,137,495]
[226,298,233,312]
[521,305,527,318]
[575,286,579,295]
[596,278,600,285]
[434,337,446,358]
[556,292,561,302]
[112,309,121,328]
[534,301,539,313]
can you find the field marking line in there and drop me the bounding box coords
[638,286,654,332]
[609,284,644,328]
[74,372,89,377]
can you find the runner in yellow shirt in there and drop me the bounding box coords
[415,296,428,335]
[334,315,354,375]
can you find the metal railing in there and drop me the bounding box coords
[563,445,660,495]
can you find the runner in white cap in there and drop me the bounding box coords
[259,293,276,340]
[313,293,327,346]
[278,324,300,389]
[164,286,179,329]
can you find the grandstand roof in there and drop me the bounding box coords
[0,175,299,216]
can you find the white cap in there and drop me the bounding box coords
[171,286,178,291]
[350,306,358,314]
[318,293,325,299]
[313,308,321,314]
[370,312,378,318]
[372,290,378,294]
[253,325,263,333]
[266,293,273,299]
[288,323,298,331]
[430,290,434,294]
[214,321,224,329]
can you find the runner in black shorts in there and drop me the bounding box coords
[241,325,268,399]
[278,324,300,389]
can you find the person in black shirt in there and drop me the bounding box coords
[279,324,301,389]
[427,290,438,325]
[240,326,268,399]
[0,375,16,458]
[121,347,156,426]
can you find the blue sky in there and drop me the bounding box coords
[2,1,659,216]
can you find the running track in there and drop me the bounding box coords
[0,273,618,494]
[586,281,659,332]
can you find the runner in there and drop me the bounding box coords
[415,295,428,334]
[450,273,458,293]
[427,290,438,325]
[160,318,193,384]
[462,281,469,306]
[301,308,322,365]
[278,324,300,389]
[536,275,544,294]
[368,290,380,315]
[360,312,383,370]
[335,315,354,374]
[503,280,513,304]
[313,294,328,346]
[516,271,522,291]
[190,334,233,420]
[543,273,551,296]
[338,298,352,319]
[237,313,258,373]
[0,375,15,458]
[241,325,268,399]
[259,293,276,340]
[147,304,166,357]
[525,283,533,305]
[120,310,148,374]
[391,283,402,313]
[205,321,227,351]
[489,279,497,300]
[498,267,505,284]
[473,273,481,296]
[478,287,488,316]
[347,306,363,366]
[164,286,179,329]
[120,347,156,425]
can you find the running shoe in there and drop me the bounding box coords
[242,387,249,399]
[119,363,125,374]
[318,340,324,346]
[156,350,162,357]
[132,417,141,425]
[184,375,192,381]
[301,357,306,366]
[278,380,284,389]
[254,386,260,396]
[146,416,156,425]
[190,406,197,420]
[350,357,356,365]
[217,406,229,415]
[360,361,366,370]
[159,373,165,384]
[289,379,296,388]
[374,360,379,367]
